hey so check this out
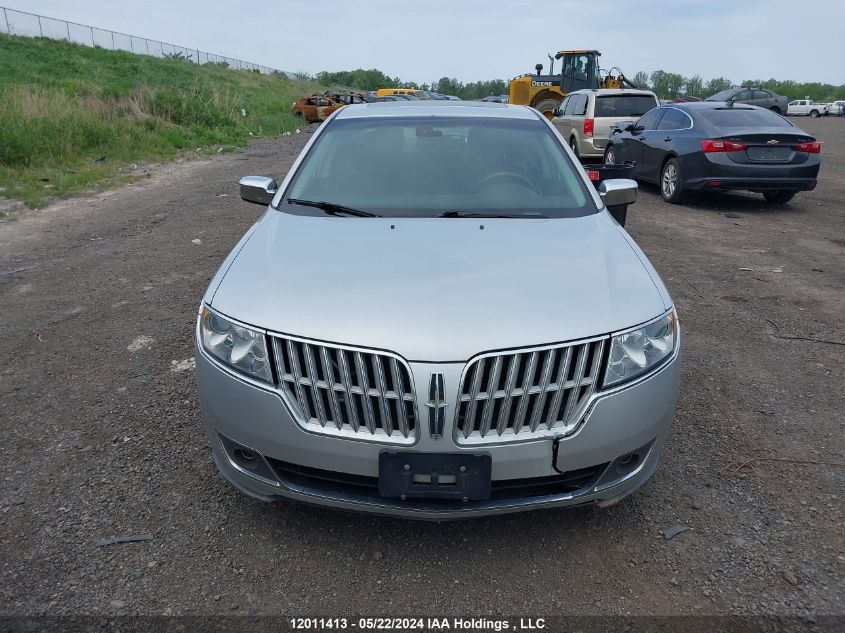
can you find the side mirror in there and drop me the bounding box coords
[599,178,637,207]
[239,176,278,205]
[612,121,634,134]
[599,178,637,226]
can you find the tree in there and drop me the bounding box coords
[684,75,703,97]
[632,71,650,90]
[649,70,667,98]
[703,76,732,96]
[664,73,685,99]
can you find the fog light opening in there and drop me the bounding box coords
[617,452,639,468]
[233,447,259,471]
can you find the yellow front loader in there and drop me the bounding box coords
[508,50,632,119]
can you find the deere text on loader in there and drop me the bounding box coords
[508,50,633,119]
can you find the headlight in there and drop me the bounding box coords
[199,307,272,383]
[604,311,677,388]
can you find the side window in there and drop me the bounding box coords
[563,95,578,116]
[733,91,753,101]
[657,108,689,130]
[752,90,771,99]
[635,108,665,131]
[788,100,798,106]
[558,95,570,115]
[573,94,588,116]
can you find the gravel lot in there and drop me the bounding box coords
[1,117,842,620]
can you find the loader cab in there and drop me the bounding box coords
[557,50,601,93]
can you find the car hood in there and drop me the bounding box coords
[210,212,670,361]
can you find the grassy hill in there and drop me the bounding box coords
[0,34,321,208]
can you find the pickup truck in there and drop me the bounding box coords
[786,100,829,117]
[826,100,844,116]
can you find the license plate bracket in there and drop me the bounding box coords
[747,146,791,161]
[378,452,492,501]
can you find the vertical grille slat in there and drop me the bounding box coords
[303,343,328,427]
[463,358,486,439]
[319,346,344,430]
[529,349,556,432]
[545,346,573,430]
[497,354,521,437]
[390,357,410,438]
[272,335,417,443]
[456,338,606,442]
[373,355,393,436]
[355,351,377,435]
[337,349,361,433]
[561,343,591,424]
[479,356,503,438]
[512,351,538,434]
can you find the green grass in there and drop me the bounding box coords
[0,34,323,208]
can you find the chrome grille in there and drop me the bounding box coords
[455,338,606,443]
[271,336,417,443]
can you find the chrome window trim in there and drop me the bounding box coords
[197,304,421,446]
[656,106,693,131]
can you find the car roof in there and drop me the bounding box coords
[667,101,761,112]
[335,101,542,120]
[568,88,656,97]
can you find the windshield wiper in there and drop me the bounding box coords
[287,198,381,218]
[437,210,543,219]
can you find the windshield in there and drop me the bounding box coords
[697,108,794,128]
[284,117,595,218]
[706,89,735,101]
[595,95,659,117]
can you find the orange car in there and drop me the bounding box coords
[291,93,365,123]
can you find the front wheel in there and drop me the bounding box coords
[604,146,617,165]
[660,158,685,204]
[533,98,562,121]
[763,190,796,204]
[809,110,820,118]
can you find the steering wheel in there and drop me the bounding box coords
[477,171,540,196]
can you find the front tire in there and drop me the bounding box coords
[569,137,580,160]
[534,98,562,121]
[660,158,685,204]
[604,146,617,165]
[763,190,797,204]
[810,110,820,118]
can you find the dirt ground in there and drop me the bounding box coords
[0,117,842,620]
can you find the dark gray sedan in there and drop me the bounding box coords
[604,102,821,204]
[706,87,789,114]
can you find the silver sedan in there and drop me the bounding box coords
[195,101,680,519]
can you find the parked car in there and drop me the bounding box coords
[376,88,427,99]
[365,96,409,102]
[604,102,821,204]
[196,101,680,519]
[291,94,345,123]
[786,99,828,117]
[554,88,659,160]
[705,87,789,114]
[828,100,845,116]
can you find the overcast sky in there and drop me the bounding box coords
[10,0,845,85]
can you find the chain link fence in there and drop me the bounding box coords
[0,5,289,76]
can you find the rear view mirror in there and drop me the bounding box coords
[239,176,278,206]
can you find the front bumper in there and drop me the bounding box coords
[196,343,680,519]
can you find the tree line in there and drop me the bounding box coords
[631,71,845,101]
[315,68,845,102]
